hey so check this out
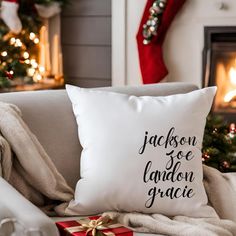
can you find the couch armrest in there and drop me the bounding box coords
[0,177,59,236]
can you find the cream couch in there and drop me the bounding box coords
[0,83,198,236]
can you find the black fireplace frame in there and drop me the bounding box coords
[202,26,236,122]
[202,26,236,88]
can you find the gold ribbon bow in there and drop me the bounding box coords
[80,216,111,236]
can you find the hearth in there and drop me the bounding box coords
[203,26,236,122]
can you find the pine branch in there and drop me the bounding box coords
[202,115,236,172]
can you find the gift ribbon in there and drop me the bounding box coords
[65,216,122,236]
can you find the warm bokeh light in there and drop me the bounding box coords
[15,39,22,47]
[39,66,45,73]
[29,32,36,40]
[30,59,38,69]
[34,38,39,44]
[27,68,35,77]
[1,51,7,57]
[33,73,42,82]
[25,59,30,64]
[10,37,16,45]
[23,52,29,59]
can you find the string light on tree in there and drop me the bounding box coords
[1,51,7,57]
[39,66,45,74]
[15,38,22,47]
[29,32,36,40]
[29,32,39,44]
[34,38,39,44]
[27,68,35,77]
[10,37,16,45]
[33,72,42,82]
[30,59,38,69]
[23,52,29,59]
[25,59,30,64]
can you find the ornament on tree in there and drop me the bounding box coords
[137,0,187,84]
[219,160,231,172]
[212,127,218,134]
[202,152,210,162]
[5,70,14,80]
[1,0,22,34]
[228,123,236,139]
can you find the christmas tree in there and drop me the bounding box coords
[0,0,68,88]
[202,115,236,172]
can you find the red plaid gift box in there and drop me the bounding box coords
[56,216,133,236]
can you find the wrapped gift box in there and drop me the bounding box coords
[56,216,133,236]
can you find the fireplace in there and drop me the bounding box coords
[203,26,236,122]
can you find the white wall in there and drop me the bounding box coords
[112,0,236,87]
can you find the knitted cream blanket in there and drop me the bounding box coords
[0,102,74,216]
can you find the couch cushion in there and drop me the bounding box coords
[0,83,198,188]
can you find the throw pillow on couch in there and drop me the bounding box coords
[66,84,218,218]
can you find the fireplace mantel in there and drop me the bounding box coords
[112,0,236,86]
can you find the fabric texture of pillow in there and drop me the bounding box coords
[66,84,218,218]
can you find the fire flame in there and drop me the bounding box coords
[224,64,236,103]
[229,67,236,85]
[224,90,236,102]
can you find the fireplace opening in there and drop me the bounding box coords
[203,26,236,122]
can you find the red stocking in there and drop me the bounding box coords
[1,0,22,34]
[137,0,187,84]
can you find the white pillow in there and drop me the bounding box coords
[66,85,218,218]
